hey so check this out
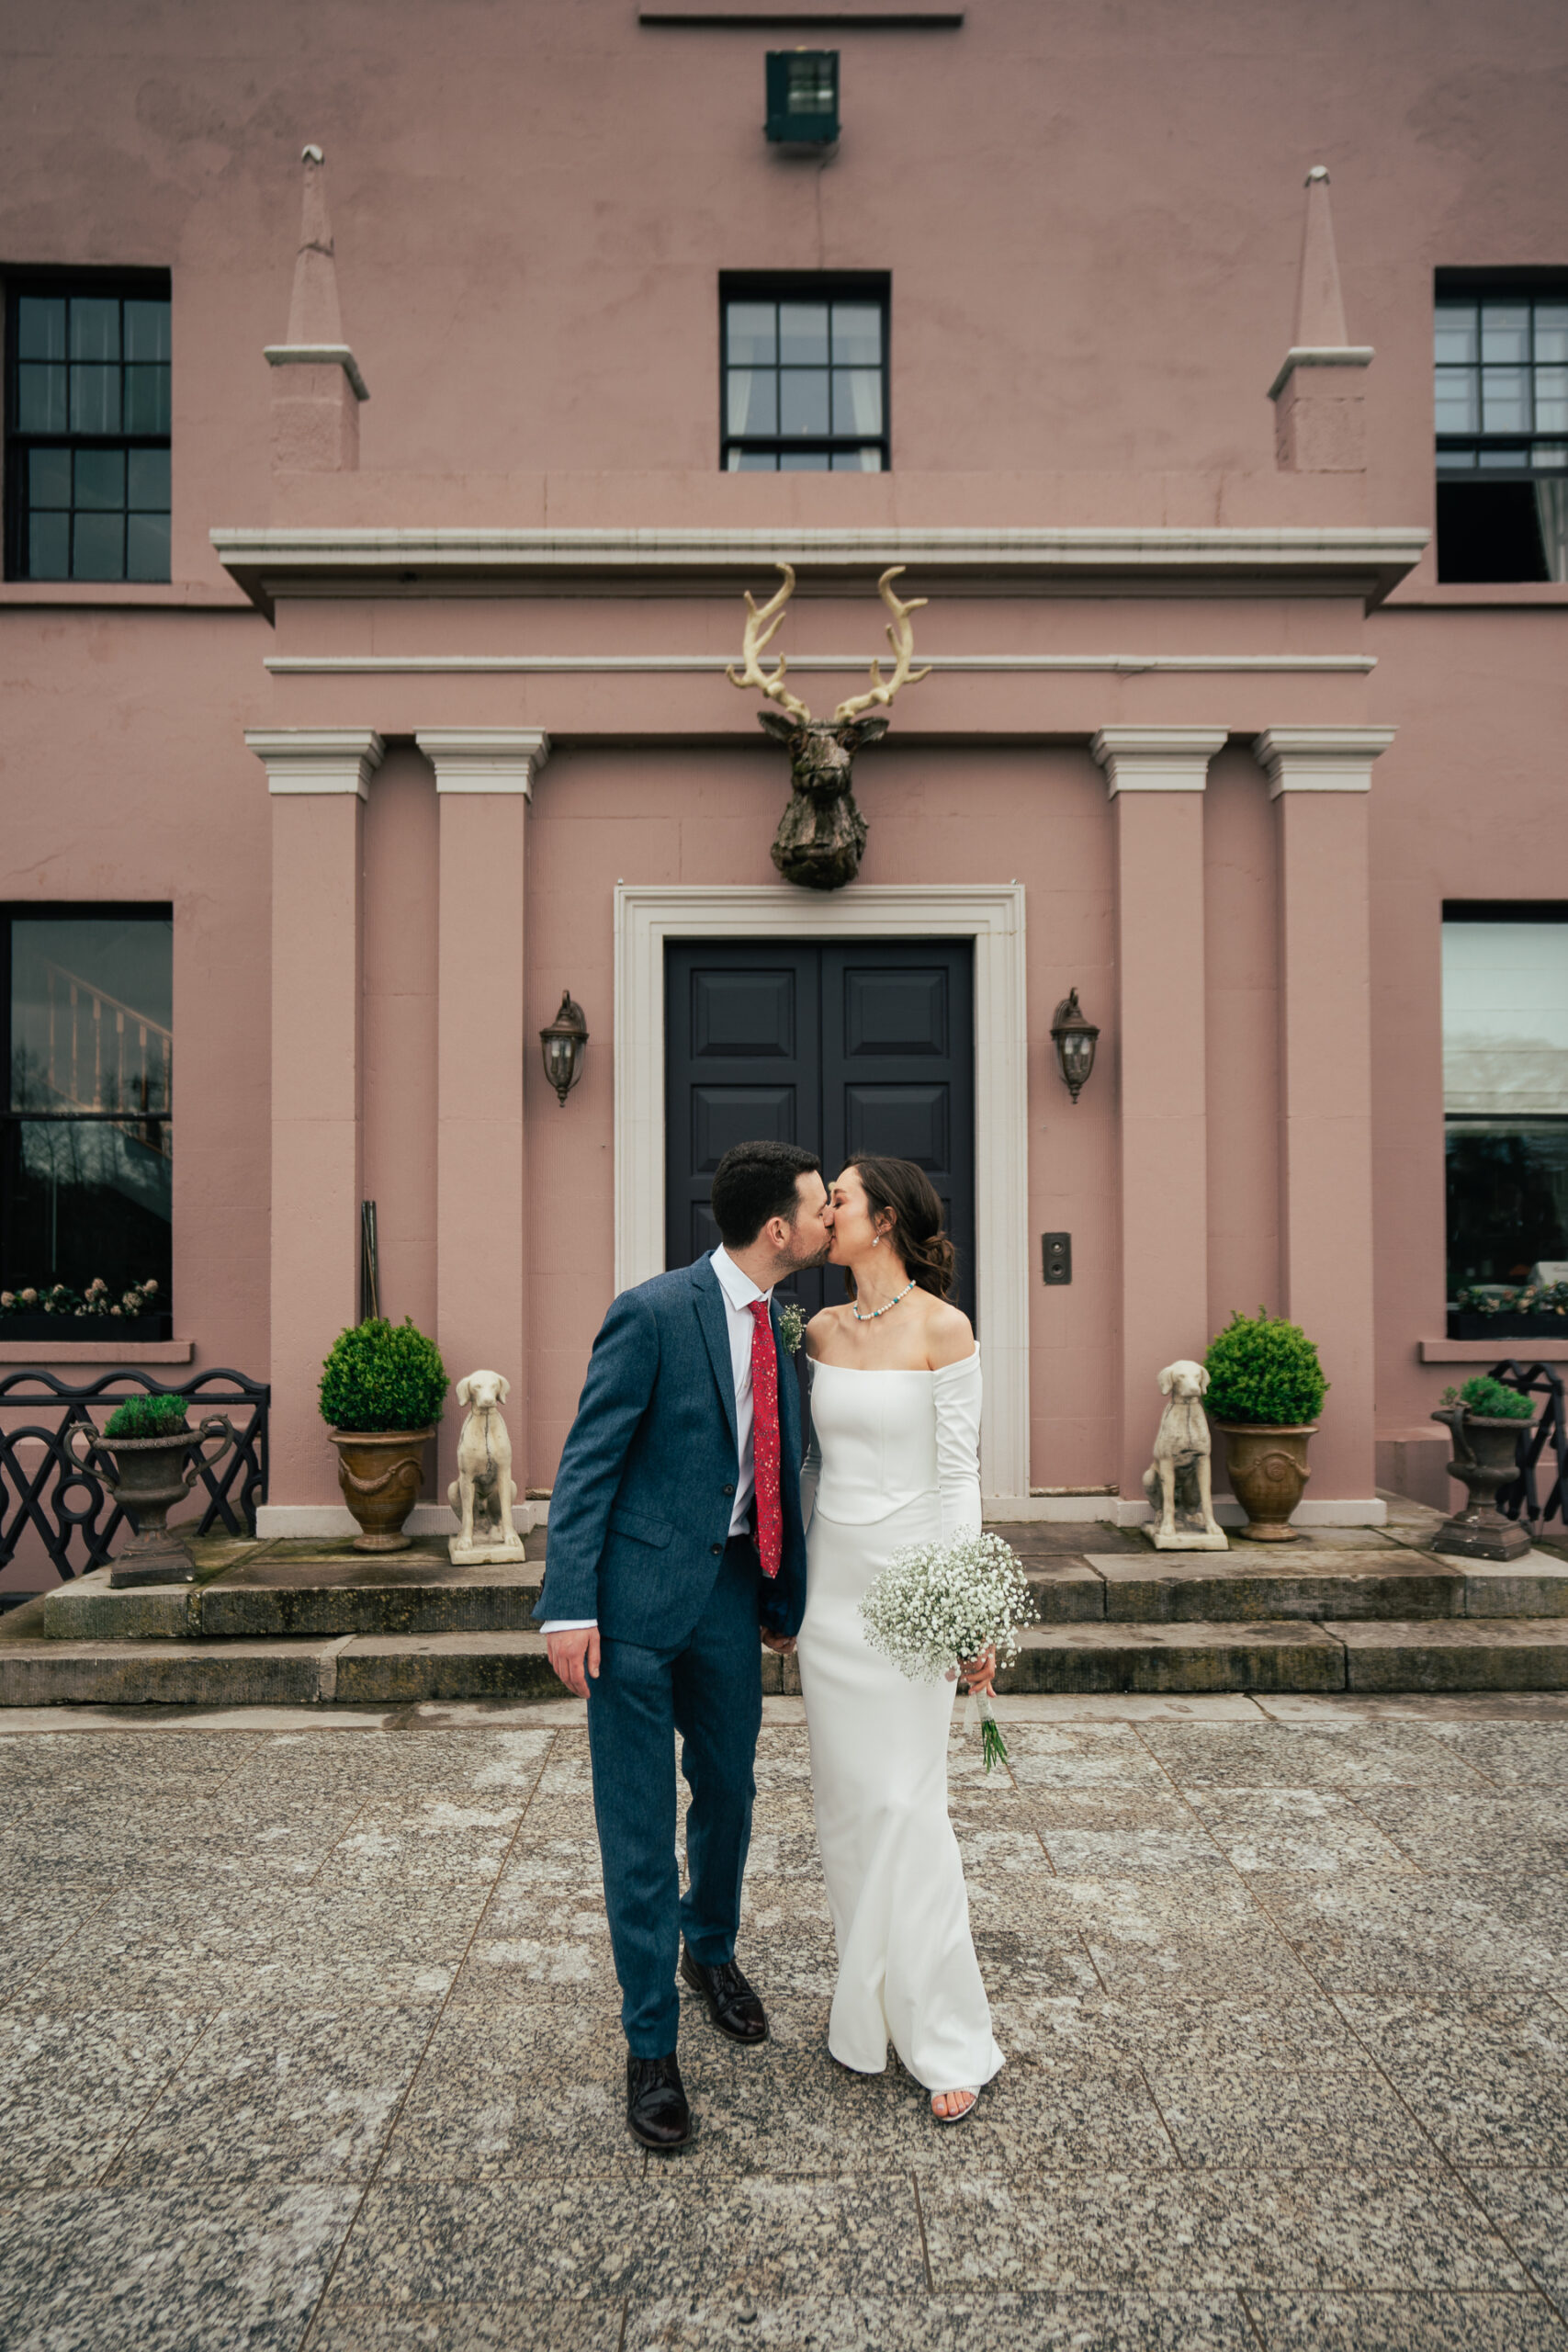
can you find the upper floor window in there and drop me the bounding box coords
[1,908,173,1322]
[4,274,171,582]
[722,277,887,471]
[1436,285,1568,583]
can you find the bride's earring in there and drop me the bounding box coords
[872,1236,880,1248]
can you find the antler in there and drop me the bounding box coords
[727,562,812,726]
[833,566,932,724]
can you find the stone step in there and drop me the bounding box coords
[203,1550,542,1640]
[1081,1548,1568,1622]
[0,1630,561,1709]
[38,1543,547,1643]
[35,1535,1568,1645]
[1334,1618,1568,1694]
[996,1620,1348,1695]
[14,1614,1568,1707]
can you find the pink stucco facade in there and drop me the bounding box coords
[2,0,1564,1559]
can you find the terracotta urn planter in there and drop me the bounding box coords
[1213,1422,1317,1542]
[330,1427,432,1552]
[71,1417,238,1588]
[1428,1408,1530,1563]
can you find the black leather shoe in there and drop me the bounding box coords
[626,2052,691,2151]
[680,1945,769,2044]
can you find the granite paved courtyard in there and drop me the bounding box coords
[10,1693,1568,2348]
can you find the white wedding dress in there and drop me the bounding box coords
[796,1348,1005,2095]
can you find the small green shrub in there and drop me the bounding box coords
[1440,1375,1534,1421]
[319,1317,447,1433]
[104,1392,190,1441]
[1204,1308,1327,1427]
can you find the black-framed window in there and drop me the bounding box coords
[721,277,888,471]
[1435,280,1568,583]
[1443,905,1568,1299]
[4,274,171,582]
[1,908,173,1314]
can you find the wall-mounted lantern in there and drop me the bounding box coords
[1050,988,1100,1104]
[766,50,840,146]
[540,989,589,1106]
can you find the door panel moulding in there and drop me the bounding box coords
[615,884,1030,1508]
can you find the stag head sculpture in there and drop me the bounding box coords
[728,563,931,890]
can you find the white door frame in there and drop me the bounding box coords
[614,882,1031,1506]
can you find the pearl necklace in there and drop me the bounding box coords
[852,1276,917,1323]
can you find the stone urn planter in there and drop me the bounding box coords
[71,1417,238,1587]
[1202,1308,1329,1544]
[1213,1422,1317,1543]
[1429,1406,1530,1563]
[318,1316,448,1555]
[329,1427,434,1553]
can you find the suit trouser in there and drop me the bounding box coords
[586,1535,764,2056]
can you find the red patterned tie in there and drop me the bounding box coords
[747,1298,782,1580]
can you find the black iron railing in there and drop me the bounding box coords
[1486,1360,1568,1534]
[0,1367,268,1581]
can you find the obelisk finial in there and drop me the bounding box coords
[1292,165,1350,349]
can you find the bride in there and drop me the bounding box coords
[795,1154,1005,2122]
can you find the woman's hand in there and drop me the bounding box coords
[958,1645,997,1695]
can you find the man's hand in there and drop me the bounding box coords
[547,1626,601,1698]
[761,1630,796,1656]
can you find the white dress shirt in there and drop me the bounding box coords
[541,1245,773,1634]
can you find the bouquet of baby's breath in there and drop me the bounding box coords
[860,1530,1036,1771]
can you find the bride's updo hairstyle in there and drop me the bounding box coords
[842,1155,956,1302]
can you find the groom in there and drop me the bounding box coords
[536,1139,830,2150]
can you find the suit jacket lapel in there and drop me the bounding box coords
[691,1256,739,1457]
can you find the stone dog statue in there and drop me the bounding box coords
[1142,1359,1228,1552]
[448,1369,526,1565]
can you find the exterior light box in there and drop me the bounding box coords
[766,51,840,145]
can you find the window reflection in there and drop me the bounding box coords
[1443,914,1568,1297]
[3,914,172,1312]
[721,286,888,471]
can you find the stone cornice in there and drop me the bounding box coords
[211,523,1429,616]
[1267,346,1376,401]
[1090,727,1228,795]
[264,345,370,401]
[1252,726,1396,796]
[416,729,552,795]
[244,727,385,797]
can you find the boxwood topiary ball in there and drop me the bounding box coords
[319,1317,448,1434]
[1203,1308,1327,1428]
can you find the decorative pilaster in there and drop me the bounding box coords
[1254,726,1394,1510]
[1091,729,1227,1503]
[1269,167,1373,473]
[246,729,385,1505]
[265,146,368,472]
[417,732,550,1505]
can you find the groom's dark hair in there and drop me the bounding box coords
[710,1140,822,1249]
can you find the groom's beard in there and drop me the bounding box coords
[779,1234,833,1276]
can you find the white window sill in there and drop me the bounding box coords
[1419,1337,1568,1363]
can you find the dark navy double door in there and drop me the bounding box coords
[664,939,976,1328]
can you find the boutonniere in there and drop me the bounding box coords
[777,1302,806,1356]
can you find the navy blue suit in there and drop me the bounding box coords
[535,1254,807,2053]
